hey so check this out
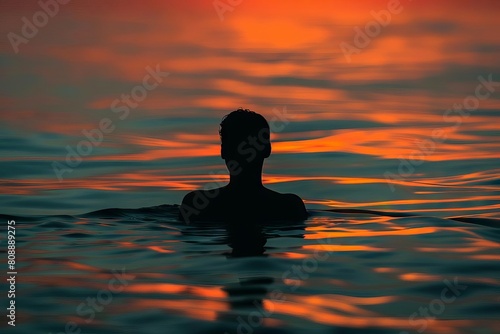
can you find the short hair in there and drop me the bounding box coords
[219,108,270,160]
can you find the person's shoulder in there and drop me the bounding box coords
[264,190,308,220]
[179,187,226,223]
[281,193,305,207]
[181,190,199,205]
[285,193,308,219]
[181,187,224,205]
[264,188,302,204]
[282,193,303,203]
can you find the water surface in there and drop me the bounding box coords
[3,207,499,333]
[0,1,499,333]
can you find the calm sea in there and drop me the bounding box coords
[0,1,499,333]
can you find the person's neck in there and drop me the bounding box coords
[228,164,264,189]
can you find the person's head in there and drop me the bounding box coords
[219,108,271,168]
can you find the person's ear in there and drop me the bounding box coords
[263,142,271,158]
[221,144,226,159]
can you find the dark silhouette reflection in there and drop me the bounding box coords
[216,221,306,333]
[226,223,267,257]
[223,223,269,315]
[179,108,308,223]
[176,218,306,332]
[218,222,274,332]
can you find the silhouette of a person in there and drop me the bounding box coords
[179,108,308,223]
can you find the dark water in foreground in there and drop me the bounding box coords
[2,206,499,334]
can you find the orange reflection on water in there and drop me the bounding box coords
[468,254,500,261]
[126,283,227,299]
[302,244,389,252]
[272,252,309,259]
[264,294,474,332]
[304,226,436,240]
[399,272,500,286]
[418,237,500,255]
[331,196,500,207]
[374,267,399,274]
[147,245,174,254]
[132,299,228,322]
[263,295,406,329]
[399,273,442,282]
